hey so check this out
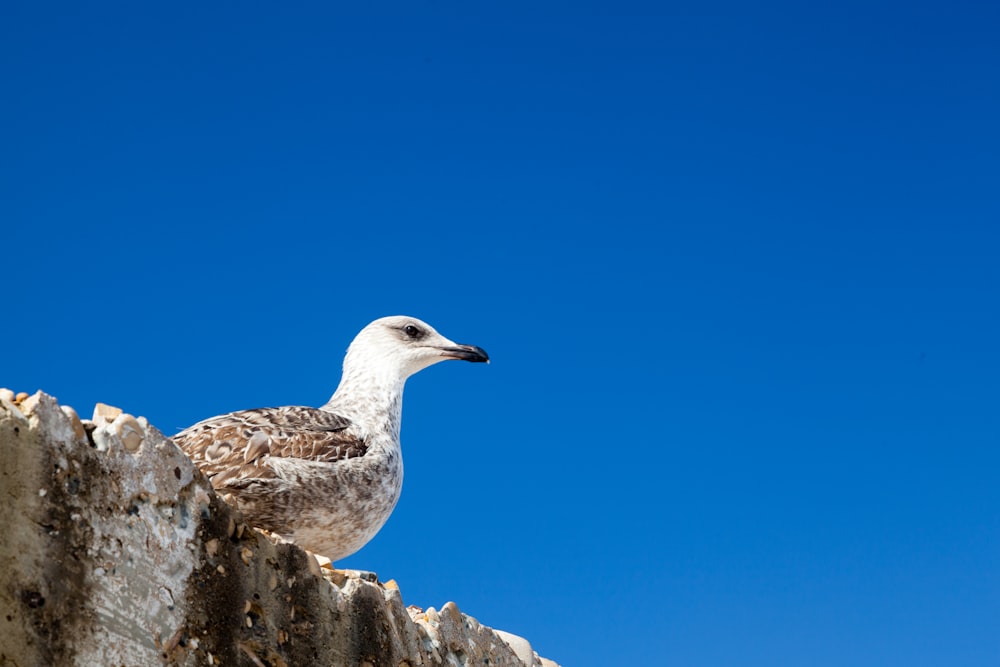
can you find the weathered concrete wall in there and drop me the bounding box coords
[0,391,557,667]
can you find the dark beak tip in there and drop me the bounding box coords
[469,345,490,364]
[443,344,490,363]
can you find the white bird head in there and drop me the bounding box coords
[342,315,489,384]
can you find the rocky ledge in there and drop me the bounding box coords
[0,390,557,667]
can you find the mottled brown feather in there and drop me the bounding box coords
[172,406,365,488]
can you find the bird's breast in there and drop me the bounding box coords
[243,441,403,559]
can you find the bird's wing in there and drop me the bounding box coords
[172,406,366,486]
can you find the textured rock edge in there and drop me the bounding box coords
[0,391,559,667]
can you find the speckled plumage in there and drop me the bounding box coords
[172,316,488,560]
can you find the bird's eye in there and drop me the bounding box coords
[403,324,421,339]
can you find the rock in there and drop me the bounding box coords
[112,413,144,452]
[0,391,559,666]
[91,401,123,425]
[60,405,86,440]
[18,392,42,415]
[496,629,542,667]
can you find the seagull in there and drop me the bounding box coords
[172,316,489,560]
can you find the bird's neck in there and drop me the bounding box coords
[323,366,406,441]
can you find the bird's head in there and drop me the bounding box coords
[343,316,489,383]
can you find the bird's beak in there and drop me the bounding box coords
[437,344,490,363]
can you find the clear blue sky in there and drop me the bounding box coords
[3,2,998,665]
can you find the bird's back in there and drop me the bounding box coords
[173,405,364,486]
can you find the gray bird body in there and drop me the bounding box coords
[172,316,488,560]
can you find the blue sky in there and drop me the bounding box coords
[3,2,999,665]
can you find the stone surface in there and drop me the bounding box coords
[495,630,540,667]
[0,390,559,667]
